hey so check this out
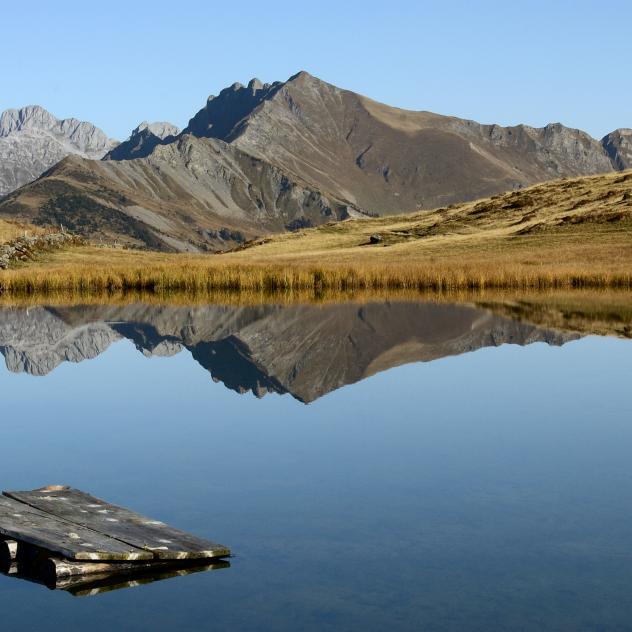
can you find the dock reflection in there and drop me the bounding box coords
[1,557,230,597]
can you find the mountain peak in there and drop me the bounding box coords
[288,70,314,82]
[104,120,180,161]
[132,121,180,140]
[247,78,264,92]
[182,72,330,142]
[0,105,118,196]
[0,105,60,137]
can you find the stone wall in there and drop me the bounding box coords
[0,232,82,269]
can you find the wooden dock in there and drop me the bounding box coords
[0,486,230,592]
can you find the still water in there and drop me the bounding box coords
[0,300,631,630]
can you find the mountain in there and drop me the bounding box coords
[0,105,118,198]
[104,121,180,161]
[182,72,616,213]
[0,72,626,251]
[602,129,632,170]
[0,302,577,402]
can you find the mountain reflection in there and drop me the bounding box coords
[0,302,578,402]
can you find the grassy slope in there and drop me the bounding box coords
[0,218,43,244]
[1,170,631,292]
[223,169,632,269]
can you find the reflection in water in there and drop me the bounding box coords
[1,557,229,597]
[0,302,579,402]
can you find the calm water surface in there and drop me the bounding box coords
[0,301,631,631]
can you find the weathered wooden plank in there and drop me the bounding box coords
[4,488,230,560]
[0,495,153,561]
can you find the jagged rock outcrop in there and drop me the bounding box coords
[185,79,281,140]
[0,302,579,402]
[0,106,118,197]
[602,129,632,170]
[104,121,180,161]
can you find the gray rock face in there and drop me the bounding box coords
[602,129,632,170]
[104,121,180,161]
[0,302,578,401]
[0,105,118,197]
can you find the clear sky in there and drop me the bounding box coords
[1,0,629,141]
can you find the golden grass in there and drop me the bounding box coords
[1,235,630,294]
[0,218,43,244]
[1,169,631,293]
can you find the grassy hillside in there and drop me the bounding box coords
[0,170,631,293]
[226,168,632,260]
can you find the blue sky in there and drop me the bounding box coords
[1,0,629,140]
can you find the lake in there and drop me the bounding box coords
[0,297,631,630]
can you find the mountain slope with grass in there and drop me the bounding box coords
[217,169,632,286]
[0,169,630,292]
[0,135,357,252]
